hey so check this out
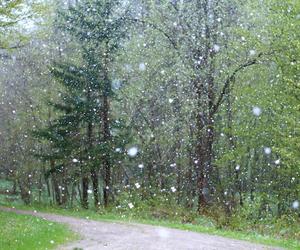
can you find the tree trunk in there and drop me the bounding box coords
[18,179,30,205]
[102,42,111,208]
[91,168,99,208]
[50,160,61,205]
[103,93,111,208]
[81,174,89,209]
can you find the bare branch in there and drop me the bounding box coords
[211,52,265,115]
[128,18,178,50]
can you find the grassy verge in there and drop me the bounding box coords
[0,210,77,250]
[1,202,299,250]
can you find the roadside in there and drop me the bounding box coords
[0,206,287,250]
[0,209,76,250]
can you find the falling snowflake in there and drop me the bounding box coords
[274,159,280,165]
[138,164,144,169]
[171,187,176,192]
[157,228,170,238]
[128,203,134,209]
[87,189,93,194]
[249,50,256,56]
[292,200,299,209]
[252,106,262,116]
[135,183,141,189]
[264,147,271,155]
[128,147,138,157]
[72,158,79,163]
[139,63,146,71]
[213,44,220,52]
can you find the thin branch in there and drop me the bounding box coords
[211,52,265,115]
[128,18,178,50]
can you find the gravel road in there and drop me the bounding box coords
[0,206,282,250]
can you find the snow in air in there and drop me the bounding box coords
[252,106,262,116]
[249,49,256,56]
[264,147,271,155]
[128,202,134,209]
[127,147,138,157]
[157,228,170,238]
[139,63,146,71]
[292,200,299,209]
[213,44,220,52]
[274,159,280,165]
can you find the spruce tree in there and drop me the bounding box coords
[35,0,131,208]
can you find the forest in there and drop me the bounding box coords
[0,0,299,248]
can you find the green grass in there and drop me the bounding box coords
[0,210,77,250]
[2,202,299,250]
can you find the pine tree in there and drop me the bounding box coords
[35,0,132,208]
[58,0,131,207]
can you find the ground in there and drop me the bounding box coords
[0,209,75,250]
[0,207,283,250]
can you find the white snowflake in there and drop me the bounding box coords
[264,147,271,155]
[292,200,299,209]
[128,147,138,157]
[274,159,280,165]
[139,63,146,71]
[252,106,262,116]
[213,44,220,52]
[128,203,134,209]
[249,49,256,56]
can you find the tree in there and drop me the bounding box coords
[34,0,132,208]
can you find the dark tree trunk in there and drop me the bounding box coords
[102,44,111,208]
[18,179,30,205]
[91,168,99,208]
[81,174,89,209]
[195,0,217,213]
[50,160,61,205]
[103,93,111,208]
[61,166,68,206]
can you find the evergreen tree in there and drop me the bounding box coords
[35,0,132,208]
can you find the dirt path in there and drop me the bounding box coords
[0,206,281,250]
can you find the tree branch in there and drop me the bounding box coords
[128,18,178,50]
[211,52,264,115]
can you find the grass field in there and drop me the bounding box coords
[0,210,76,250]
